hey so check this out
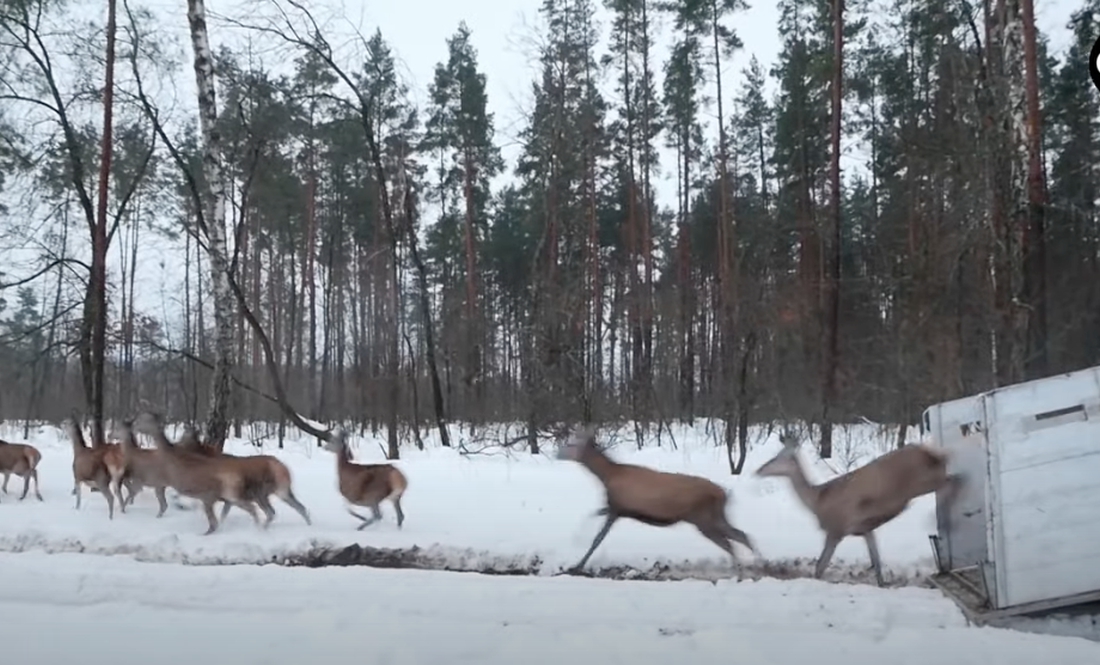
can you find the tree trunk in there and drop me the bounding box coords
[1019,0,1047,380]
[85,0,117,447]
[187,0,235,450]
[820,0,845,459]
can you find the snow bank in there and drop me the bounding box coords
[1,551,1097,664]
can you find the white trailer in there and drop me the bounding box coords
[924,365,1100,628]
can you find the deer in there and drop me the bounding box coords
[754,430,966,587]
[556,427,756,573]
[63,418,124,519]
[70,429,127,502]
[133,412,310,530]
[109,419,171,517]
[0,439,43,501]
[322,430,407,530]
[131,411,263,535]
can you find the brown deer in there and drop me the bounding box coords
[0,439,43,501]
[322,430,407,529]
[134,413,310,530]
[755,430,966,587]
[71,430,127,502]
[131,411,263,535]
[109,419,171,517]
[63,418,124,519]
[556,427,756,573]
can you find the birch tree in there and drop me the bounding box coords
[185,0,235,449]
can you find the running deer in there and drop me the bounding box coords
[131,411,262,535]
[322,430,407,530]
[109,419,171,517]
[63,418,124,519]
[755,430,966,587]
[556,427,756,573]
[0,439,43,501]
[133,413,310,530]
[71,430,127,502]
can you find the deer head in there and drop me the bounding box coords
[108,418,132,442]
[322,429,347,454]
[756,428,803,478]
[133,411,164,435]
[556,426,597,461]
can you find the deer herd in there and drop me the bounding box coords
[0,415,965,587]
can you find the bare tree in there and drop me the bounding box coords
[186,0,236,450]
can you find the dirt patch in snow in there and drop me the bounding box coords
[0,532,931,589]
[277,542,933,589]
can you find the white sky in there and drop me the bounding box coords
[0,0,1082,332]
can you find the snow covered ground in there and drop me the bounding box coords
[1,551,1098,664]
[0,420,938,582]
[2,420,1099,658]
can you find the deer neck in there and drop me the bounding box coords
[68,427,89,452]
[580,447,618,483]
[151,431,172,452]
[784,454,822,512]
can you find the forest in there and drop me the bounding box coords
[0,0,1096,462]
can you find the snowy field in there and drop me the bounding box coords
[0,420,941,582]
[1,420,1099,659]
[2,552,1099,664]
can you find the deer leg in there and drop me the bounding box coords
[354,506,381,531]
[31,469,42,501]
[570,513,618,573]
[392,496,405,529]
[219,500,233,523]
[112,477,127,515]
[257,496,277,529]
[863,532,885,587]
[278,489,311,526]
[73,482,82,510]
[814,533,842,579]
[232,499,262,529]
[154,486,168,518]
[97,478,114,520]
[721,522,757,557]
[124,478,140,507]
[2,472,9,493]
[18,473,31,501]
[696,523,737,559]
[348,507,375,528]
[201,500,220,535]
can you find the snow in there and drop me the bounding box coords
[0,421,938,582]
[1,421,1099,657]
[1,551,1097,664]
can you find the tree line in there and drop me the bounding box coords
[0,0,1096,464]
